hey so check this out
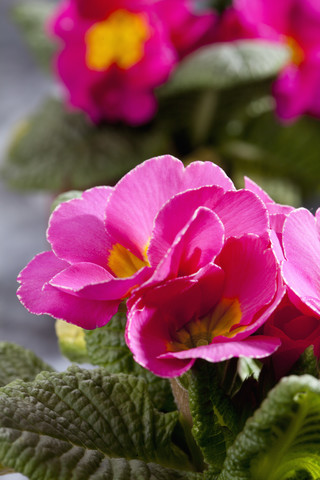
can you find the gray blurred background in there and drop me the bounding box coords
[1,2,68,477]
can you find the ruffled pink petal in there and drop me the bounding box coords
[282,208,320,315]
[48,187,113,268]
[50,262,152,300]
[126,264,225,377]
[146,207,224,284]
[160,336,280,364]
[17,252,118,328]
[214,190,269,239]
[105,156,234,258]
[234,0,291,36]
[244,176,274,204]
[216,235,278,325]
[148,185,225,265]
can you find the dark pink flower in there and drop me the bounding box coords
[216,0,320,121]
[17,155,235,329]
[126,235,284,377]
[263,295,320,377]
[49,0,217,125]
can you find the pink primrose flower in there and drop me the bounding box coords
[17,155,238,329]
[126,235,284,378]
[263,294,320,377]
[49,0,217,125]
[216,0,320,121]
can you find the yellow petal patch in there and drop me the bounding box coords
[286,36,304,66]
[108,243,149,278]
[85,9,150,71]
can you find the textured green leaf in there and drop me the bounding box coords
[0,342,53,387]
[13,2,56,70]
[188,362,240,473]
[0,367,196,479]
[219,375,320,480]
[55,320,90,364]
[85,313,175,412]
[2,99,169,192]
[161,41,289,96]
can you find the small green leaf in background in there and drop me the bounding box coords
[219,375,320,480]
[0,367,196,480]
[13,1,56,70]
[1,99,169,192]
[85,312,176,412]
[55,320,90,364]
[50,190,83,213]
[161,41,289,96]
[0,342,53,387]
[289,346,320,379]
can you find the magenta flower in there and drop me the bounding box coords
[217,0,320,121]
[126,235,284,378]
[17,155,237,329]
[264,295,320,377]
[49,0,216,125]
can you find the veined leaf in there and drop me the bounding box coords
[85,313,175,412]
[55,320,90,364]
[161,41,289,96]
[188,361,240,473]
[13,2,56,70]
[0,342,53,387]
[0,367,196,479]
[219,375,320,480]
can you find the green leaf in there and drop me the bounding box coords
[51,190,83,212]
[2,99,169,192]
[0,367,197,479]
[161,41,289,96]
[188,361,240,473]
[0,342,53,387]
[13,2,56,70]
[85,313,175,412]
[219,375,320,480]
[55,320,90,364]
[289,347,320,379]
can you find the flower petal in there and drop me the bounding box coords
[48,187,113,268]
[17,252,118,328]
[105,156,234,258]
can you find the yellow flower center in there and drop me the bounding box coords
[286,36,304,66]
[85,9,151,71]
[108,243,149,278]
[168,298,245,352]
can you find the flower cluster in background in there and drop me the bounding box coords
[50,0,217,125]
[17,155,320,379]
[216,0,320,121]
[50,0,320,125]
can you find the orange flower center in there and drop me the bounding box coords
[108,243,149,278]
[85,9,150,71]
[168,298,245,352]
[286,36,304,66]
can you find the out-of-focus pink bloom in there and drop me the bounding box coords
[126,235,284,378]
[49,0,217,125]
[282,207,320,316]
[244,177,294,263]
[264,295,320,377]
[17,155,237,329]
[216,0,320,121]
